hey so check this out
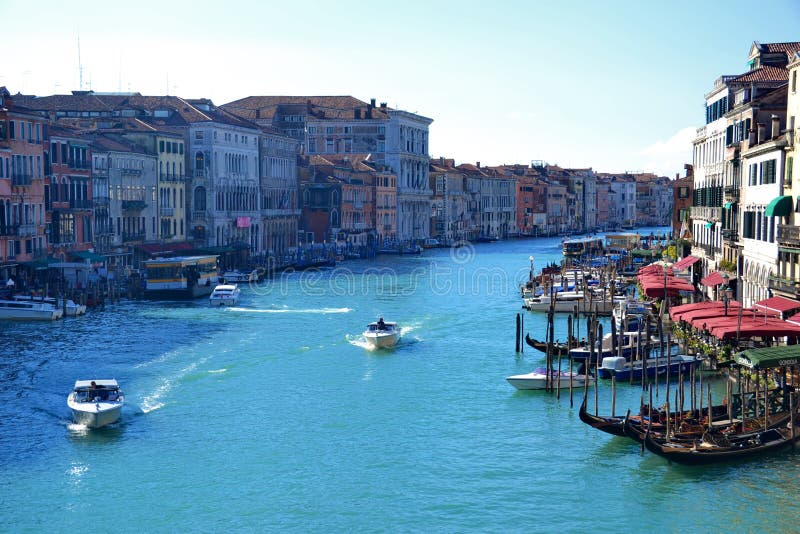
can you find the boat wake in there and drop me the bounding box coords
[345,334,374,350]
[228,306,352,314]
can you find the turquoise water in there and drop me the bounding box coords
[3,228,800,532]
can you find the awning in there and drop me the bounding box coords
[734,346,800,369]
[765,195,792,217]
[19,257,60,270]
[70,250,106,263]
[700,271,728,287]
[710,316,800,340]
[754,295,800,316]
[673,255,700,271]
[704,222,713,229]
[723,201,734,209]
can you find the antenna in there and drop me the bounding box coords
[77,31,83,90]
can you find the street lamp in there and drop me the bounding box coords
[722,273,732,316]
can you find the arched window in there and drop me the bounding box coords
[194,186,207,211]
[195,152,205,172]
[331,209,340,227]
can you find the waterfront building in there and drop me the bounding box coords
[0,88,48,278]
[259,128,300,263]
[672,165,694,239]
[596,173,636,230]
[774,52,800,302]
[634,173,673,227]
[89,133,158,269]
[738,87,789,306]
[429,158,469,244]
[506,164,547,237]
[456,163,516,239]
[47,125,94,261]
[595,175,611,231]
[223,96,433,243]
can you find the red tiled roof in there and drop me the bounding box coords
[730,65,789,83]
[761,42,800,54]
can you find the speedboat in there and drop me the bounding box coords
[67,379,124,428]
[598,354,698,381]
[221,270,258,284]
[209,284,241,306]
[12,295,86,316]
[506,368,595,390]
[363,321,400,349]
[0,298,63,321]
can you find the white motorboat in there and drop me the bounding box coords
[12,295,86,316]
[0,298,64,321]
[221,270,258,284]
[363,320,400,349]
[67,379,124,428]
[209,284,241,306]
[524,291,625,314]
[506,367,595,390]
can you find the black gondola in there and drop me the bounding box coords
[524,333,572,357]
[578,395,627,436]
[643,424,799,465]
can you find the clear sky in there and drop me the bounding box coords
[2,0,798,178]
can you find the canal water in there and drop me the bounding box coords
[2,227,799,531]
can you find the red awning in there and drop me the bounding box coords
[789,312,800,326]
[670,301,720,318]
[639,275,695,298]
[638,264,673,276]
[710,316,800,340]
[700,271,727,287]
[681,303,743,325]
[754,296,800,316]
[673,255,700,271]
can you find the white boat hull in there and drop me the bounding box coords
[68,398,123,428]
[506,371,595,390]
[209,297,239,306]
[0,300,63,321]
[363,331,400,349]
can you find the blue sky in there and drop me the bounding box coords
[2,0,798,178]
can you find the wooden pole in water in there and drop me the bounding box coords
[739,366,744,430]
[521,313,524,353]
[791,392,796,450]
[726,378,732,422]
[698,363,704,417]
[595,319,602,416]
[568,314,574,408]
[764,369,769,430]
[515,313,521,353]
[611,373,616,418]
[708,384,713,432]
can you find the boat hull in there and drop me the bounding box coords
[144,284,214,300]
[209,297,239,306]
[506,371,594,391]
[363,331,400,349]
[598,356,698,381]
[0,300,63,321]
[68,402,123,428]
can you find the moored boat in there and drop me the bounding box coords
[12,295,86,316]
[0,298,64,321]
[524,333,572,357]
[506,367,595,390]
[67,379,124,429]
[221,269,258,284]
[597,354,698,381]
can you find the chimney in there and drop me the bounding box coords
[439,156,444,165]
[757,123,766,144]
[370,98,376,107]
[476,161,480,168]
[771,114,780,139]
[380,102,387,110]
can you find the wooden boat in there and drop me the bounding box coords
[578,395,627,437]
[643,423,800,465]
[524,334,572,357]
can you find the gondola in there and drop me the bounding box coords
[578,394,627,436]
[643,423,800,465]
[524,333,572,357]
[622,404,733,444]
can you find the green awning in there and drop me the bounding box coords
[723,201,733,209]
[734,346,800,369]
[631,248,655,258]
[71,250,106,263]
[704,222,713,229]
[19,257,60,270]
[765,195,792,217]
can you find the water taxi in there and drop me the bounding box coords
[363,319,400,349]
[562,236,604,259]
[209,284,241,306]
[142,255,220,299]
[67,379,124,428]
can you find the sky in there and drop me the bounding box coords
[2,0,799,178]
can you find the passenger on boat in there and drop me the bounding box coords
[377,317,386,330]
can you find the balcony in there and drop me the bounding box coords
[768,275,800,298]
[721,229,739,242]
[93,195,110,207]
[191,210,207,221]
[194,169,206,178]
[17,223,37,237]
[0,224,18,237]
[69,198,93,210]
[723,186,740,200]
[68,159,90,170]
[122,200,147,211]
[11,173,32,186]
[160,173,186,183]
[122,231,146,242]
[778,224,800,247]
[160,207,175,217]
[691,206,721,221]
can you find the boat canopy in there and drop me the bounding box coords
[74,379,119,389]
[734,346,800,369]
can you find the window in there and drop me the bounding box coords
[308,127,316,134]
[195,130,204,140]
[326,139,334,153]
[9,120,15,139]
[788,157,794,186]
[749,164,758,186]
[159,140,165,152]
[793,70,798,93]
[761,159,776,185]
[326,126,334,134]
